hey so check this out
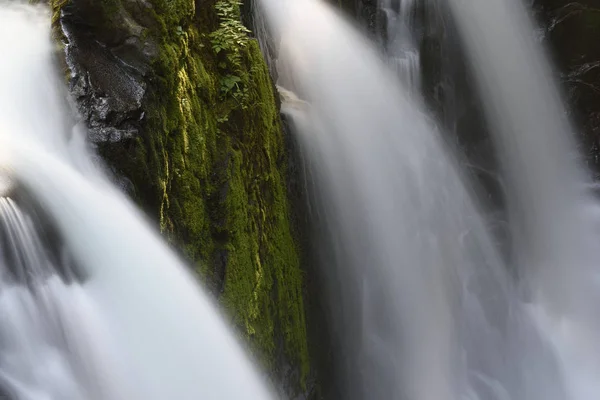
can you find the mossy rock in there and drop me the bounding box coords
[52,0,311,394]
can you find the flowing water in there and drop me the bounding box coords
[0,3,272,399]
[445,0,600,397]
[378,0,421,91]
[259,0,600,399]
[3,0,600,398]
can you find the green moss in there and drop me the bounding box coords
[216,43,310,385]
[52,0,310,392]
[49,0,69,24]
[151,0,196,26]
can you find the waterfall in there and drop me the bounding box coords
[378,0,422,92]
[258,0,600,399]
[0,197,130,400]
[0,3,272,399]
[445,0,600,397]
[4,0,600,398]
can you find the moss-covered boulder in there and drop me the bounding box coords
[51,0,311,395]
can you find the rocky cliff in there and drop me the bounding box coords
[49,0,311,396]
[536,0,600,173]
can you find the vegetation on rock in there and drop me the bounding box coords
[51,0,310,393]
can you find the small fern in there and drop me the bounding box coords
[210,0,251,69]
[210,0,252,106]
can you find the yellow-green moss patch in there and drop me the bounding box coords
[52,0,311,391]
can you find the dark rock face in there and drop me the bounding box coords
[535,0,600,172]
[52,0,313,396]
[59,0,156,144]
[331,0,381,36]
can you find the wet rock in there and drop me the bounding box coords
[52,1,320,396]
[57,0,157,145]
[535,0,600,173]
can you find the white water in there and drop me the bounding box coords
[259,0,600,399]
[446,0,600,397]
[0,3,272,399]
[379,0,421,91]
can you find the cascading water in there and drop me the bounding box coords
[4,0,600,398]
[0,197,128,400]
[445,0,600,397]
[378,0,421,91]
[258,0,600,399]
[0,3,273,399]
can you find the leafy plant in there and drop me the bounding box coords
[221,74,242,93]
[219,74,249,107]
[210,0,252,105]
[210,0,251,68]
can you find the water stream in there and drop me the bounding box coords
[2,0,600,398]
[0,3,273,399]
[259,0,600,399]
[379,0,421,91]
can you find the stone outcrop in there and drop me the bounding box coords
[50,0,313,396]
[536,0,600,173]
